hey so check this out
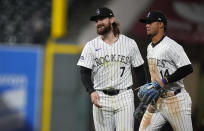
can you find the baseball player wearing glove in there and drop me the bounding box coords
[135,10,193,131]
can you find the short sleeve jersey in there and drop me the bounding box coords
[77,34,144,90]
[147,36,191,90]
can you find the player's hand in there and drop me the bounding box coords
[90,92,102,108]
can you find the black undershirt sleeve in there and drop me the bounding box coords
[132,64,147,87]
[79,66,95,94]
[166,64,193,83]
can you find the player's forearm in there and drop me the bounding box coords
[79,66,95,94]
[162,64,193,84]
[132,64,148,87]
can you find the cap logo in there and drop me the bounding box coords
[96,9,100,15]
[158,18,161,21]
[147,12,151,18]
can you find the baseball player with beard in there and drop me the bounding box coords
[77,7,147,131]
[136,10,193,131]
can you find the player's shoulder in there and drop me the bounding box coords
[83,36,101,48]
[119,34,135,42]
[164,36,182,48]
[86,36,101,45]
[119,34,137,47]
[147,42,153,51]
[81,37,100,52]
[147,43,152,48]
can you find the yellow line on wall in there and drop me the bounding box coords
[54,44,82,54]
[41,40,82,131]
[41,43,54,131]
[49,41,83,54]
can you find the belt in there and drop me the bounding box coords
[161,88,181,98]
[101,87,132,96]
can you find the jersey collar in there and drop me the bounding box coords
[100,34,120,46]
[151,35,166,48]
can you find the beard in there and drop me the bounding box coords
[146,27,159,38]
[97,22,112,35]
[147,31,157,38]
[147,33,153,37]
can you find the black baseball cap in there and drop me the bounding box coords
[139,10,167,25]
[90,7,114,21]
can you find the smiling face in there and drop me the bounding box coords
[96,17,112,35]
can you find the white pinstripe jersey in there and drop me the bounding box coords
[77,34,144,90]
[147,36,191,90]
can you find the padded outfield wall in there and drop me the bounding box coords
[41,40,90,131]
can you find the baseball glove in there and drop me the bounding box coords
[137,83,153,100]
[137,81,162,103]
[134,81,163,119]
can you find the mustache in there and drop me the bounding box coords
[97,24,105,28]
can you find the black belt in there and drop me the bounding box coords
[101,87,132,96]
[161,88,181,98]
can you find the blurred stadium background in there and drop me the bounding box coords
[0,0,204,131]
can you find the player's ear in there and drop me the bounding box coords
[159,22,164,29]
[110,17,116,24]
